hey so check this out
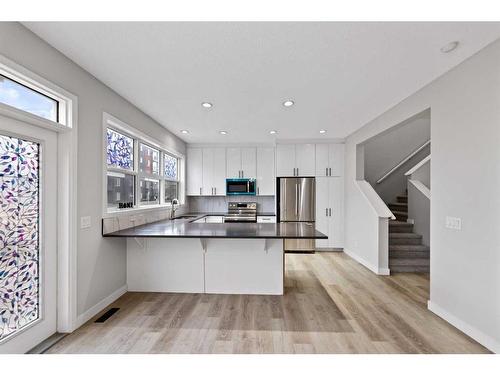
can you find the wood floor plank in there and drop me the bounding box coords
[46,252,491,354]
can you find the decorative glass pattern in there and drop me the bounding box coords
[164,154,178,180]
[0,134,40,341]
[106,128,134,170]
[139,143,159,175]
[0,74,58,122]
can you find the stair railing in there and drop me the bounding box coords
[376,139,430,184]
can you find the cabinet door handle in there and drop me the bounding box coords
[200,187,202,195]
[214,187,216,195]
[242,170,244,178]
[257,187,260,195]
[297,168,299,176]
[326,167,328,176]
[329,208,332,216]
[325,208,328,217]
[329,167,332,176]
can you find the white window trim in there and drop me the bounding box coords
[102,112,185,218]
[0,54,78,334]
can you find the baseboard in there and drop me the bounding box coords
[428,300,499,353]
[75,285,127,329]
[343,248,390,275]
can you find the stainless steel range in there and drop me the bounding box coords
[224,202,257,223]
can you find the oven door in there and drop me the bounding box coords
[226,179,256,195]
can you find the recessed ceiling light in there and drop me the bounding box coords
[319,129,327,134]
[180,130,190,134]
[202,102,213,108]
[283,100,294,107]
[440,41,459,53]
[269,130,278,135]
[219,130,228,135]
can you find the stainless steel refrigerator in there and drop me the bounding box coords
[278,177,316,252]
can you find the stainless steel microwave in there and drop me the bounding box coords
[226,178,256,195]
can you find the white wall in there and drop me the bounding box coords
[0,23,186,319]
[345,39,500,352]
[364,114,430,203]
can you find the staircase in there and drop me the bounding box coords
[387,193,430,273]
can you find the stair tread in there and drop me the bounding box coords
[390,258,430,266]
[392,210,408,215]
[388,202,408,207]
[389,233,422,238]
[389,244,429,251]
[389,220,412,225]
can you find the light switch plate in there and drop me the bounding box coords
[445,216,462,230]
[80,216,91,229]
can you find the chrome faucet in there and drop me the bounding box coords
[170,198,179,219]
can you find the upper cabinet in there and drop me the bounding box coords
[187,147,225,196]
[226,147,256,179]
[315,143,344,177]
[187,148,203,196]
[276,143,315,177]
[256,147,275,195]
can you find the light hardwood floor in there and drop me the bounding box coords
[47,252,489,354]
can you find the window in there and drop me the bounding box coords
[139,143,159,175]
[0,74,58,122]
[107,128,134,170]
[104,114,183,212]
[107,172,135,209]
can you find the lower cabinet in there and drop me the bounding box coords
[315,176,344,249]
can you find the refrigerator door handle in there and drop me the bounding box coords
[296,183,299,218]
[325,208,328,216]
[329,208,332,216]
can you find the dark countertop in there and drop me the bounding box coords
[103,217,326,239]
[188,212,276,216]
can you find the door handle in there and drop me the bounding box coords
[325,208,328,217]
[257,187,260,195]
[329,167,332,176]
[296,183,299,217]
[214,187,216,195]
[329,208,332,216]
[296,168,299,176]
[326,167,328,176]
[241,170,244,178]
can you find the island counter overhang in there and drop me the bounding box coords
[103,217,327,295]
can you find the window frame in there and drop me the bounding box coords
[0,62,73,130]
[103,112,185,217]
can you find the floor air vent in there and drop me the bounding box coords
[95,307,120,323]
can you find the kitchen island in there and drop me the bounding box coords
[103,215,327,295]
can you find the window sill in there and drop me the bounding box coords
[103,203,186,218]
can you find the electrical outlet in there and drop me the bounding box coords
[80,216,91,229]
[445,216,462,230]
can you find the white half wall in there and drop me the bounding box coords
[344,39,500,352]
[0,22,186,324]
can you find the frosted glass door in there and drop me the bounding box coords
[0,116,57,353]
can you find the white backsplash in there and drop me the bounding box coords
[188,195,275,214]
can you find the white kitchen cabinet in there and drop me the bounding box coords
[276,143,315,177]
[202,148,226,196]
[295,143,316,176]
[315,176,344,249]
[256,147,275,195]
[226,147,256,178]
[187,148,203,196]
[276,144,295,177]
[315,143,344,177]
[226,147,241,178]
[241,148,256,178]
[212,148,226,195]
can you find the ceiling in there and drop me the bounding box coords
[24,22,500,143]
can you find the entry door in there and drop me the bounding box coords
[0,115,57,353]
